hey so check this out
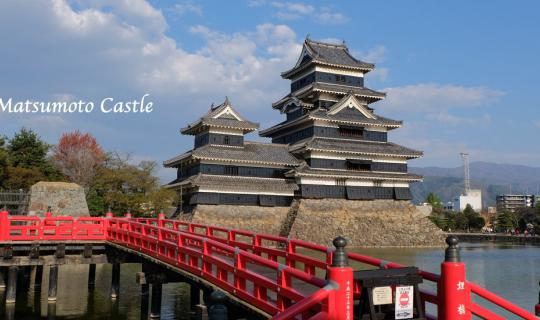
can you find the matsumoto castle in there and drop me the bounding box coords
[164,38,423,212]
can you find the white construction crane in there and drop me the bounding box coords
[460,152,471,195]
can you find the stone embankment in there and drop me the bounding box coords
[180,205,291,235]
[182,199,445,247]
[28,181,89,216]
[289,199,445,247]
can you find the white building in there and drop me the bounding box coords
[453,189,482,212]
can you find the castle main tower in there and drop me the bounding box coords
[260,38,423,200]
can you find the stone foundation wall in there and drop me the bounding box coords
[184,199,445,247]
[289,199,445,247]
[28,181,89,217]
[179,205,291,235]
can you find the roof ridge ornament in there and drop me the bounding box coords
[224,96,231,106]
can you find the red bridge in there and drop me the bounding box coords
[0,210,538,320]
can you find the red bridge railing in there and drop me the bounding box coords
[0,211,538,320]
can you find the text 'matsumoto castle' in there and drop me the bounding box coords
[164,38,423,212]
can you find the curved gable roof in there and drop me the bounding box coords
[282,38,375,78]
[181,97,259,135]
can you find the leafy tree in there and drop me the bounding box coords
[496,211,519,232]
[86,188,106,217]
[463,204,476,216]
[8,128,50,169]
[445,212,457,231]
[469,216,486,230]
[53,131,105,193]
[515,207,540,233]
[428,214,447,230]
[455,212,469,230]
[425,192,442,208]
[0,136,7,188]
[3,166,45,190]
[3,128,63,189]
[88,153,177,216]
[450,204,485,231]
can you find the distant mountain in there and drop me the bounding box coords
[409,162,540,206]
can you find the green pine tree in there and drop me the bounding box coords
[4,128,63,189]
[8,128,50,169]
[425,192,443,208]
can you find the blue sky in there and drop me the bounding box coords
[0,0,539,181]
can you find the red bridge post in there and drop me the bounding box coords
[327,236,354,320]
[438,236,471,320]
[0,209,9,241]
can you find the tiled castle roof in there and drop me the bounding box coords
[260,98,402,137]
[272,83,385,110]
[285,165,422,181]
[304,39,374,70]
[181,97,259,135]
[163,141,302,167]
[167,173,299,192]
[290,137,423,159]
[282,39,375,78]
[308,108,402,127]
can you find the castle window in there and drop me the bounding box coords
[223,136,230,145]
[339,126,363,138]
[347,159,371,171]
[224,166,238,176]
[335,75,346,83]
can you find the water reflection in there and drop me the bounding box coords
[0,242,537,319]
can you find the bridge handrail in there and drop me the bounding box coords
[143,218,539,319]
[148,219,439,283]
[468,282,538,320]
[272,284,333,320]
[0,212,107,241]
[106,218,333,317]
[0,212,538,320]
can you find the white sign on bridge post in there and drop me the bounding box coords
[395,285,414,319]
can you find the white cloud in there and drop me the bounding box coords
[169,2,203,16]
[247,0,267,7]
[249,1,348,25]
[0,0,307,183]
[0,0,302,113]
[351,45,389,81]
[426,113,492,126]
[356,45,387,63]
[369,67,389,82]
[51,93,77,103]
[271,2,314,14]
[381,84,505,113]
[317,7,349,25]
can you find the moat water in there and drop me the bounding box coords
[0,242,538,319]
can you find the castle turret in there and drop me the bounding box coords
[164,98,300,212]
[260,38,423,200]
